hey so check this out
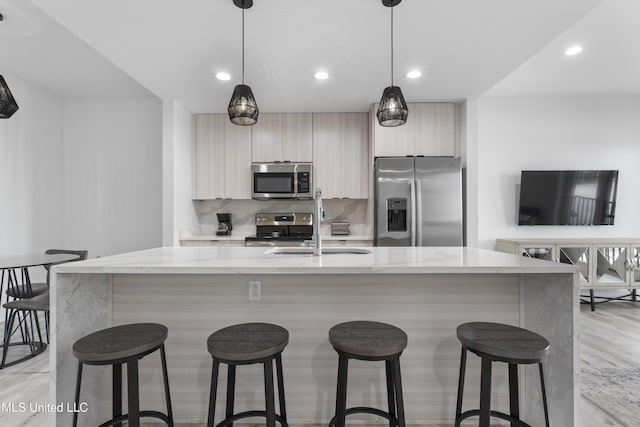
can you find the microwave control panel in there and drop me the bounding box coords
[297,172,310,193]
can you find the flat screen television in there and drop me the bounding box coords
[518,170,618,225]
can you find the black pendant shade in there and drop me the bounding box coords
[228,84,259,126]
[377,86,408,127]
[0,75,19,119]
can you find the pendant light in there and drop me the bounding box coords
[228,0,259,126]
[0,75,18,119]
[0,14,19,119]
[376,0,408,127]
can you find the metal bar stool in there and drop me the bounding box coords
[72,323,174,427]
[328,320,408,427]
[206,322,289,427]
[455,322,551,427]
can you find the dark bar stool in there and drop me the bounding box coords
[72,323,174,427]
[328,320,408,427]
[455,322,550,427]
[206,322,289,427]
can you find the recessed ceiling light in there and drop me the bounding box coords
[216,72,231,81]
[314,71,329,80]
[406,70,422,79]
[565,45,583,56]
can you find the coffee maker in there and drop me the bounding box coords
[216,213,232,236]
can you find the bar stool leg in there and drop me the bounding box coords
[454,347,467,427]
[160,345,174,427]
[539,362,550,427]
[72,362,83,427]
[226,365,236,427]
[334,354,349,427]
[508,363,519,427]
[113,363,122,427]
[207,360,219,427]
[385,360,396,427]
[127,360,141,427]
[264,358,276,427]
[276,354,287,422]
[479,357,492,427]
[392,357,406,427]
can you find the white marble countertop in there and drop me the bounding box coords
[53,246,577,275]
[178,233,373,241]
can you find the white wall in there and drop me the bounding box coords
[62,98,163,257]
[162,100,198,246]
[473,95,640,249]
[0,73,64,257]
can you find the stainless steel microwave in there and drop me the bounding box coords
[251,163,313,200]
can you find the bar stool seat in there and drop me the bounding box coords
[207,322,289,427]
[455,322,550,427]
[72,323,174,427]
[328,320,408,427]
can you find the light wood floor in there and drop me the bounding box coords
[0,303,636,426]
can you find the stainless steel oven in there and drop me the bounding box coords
[251,163,312,200]
[244,213,313,247]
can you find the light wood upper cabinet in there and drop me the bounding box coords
[223,120,252,199]
[192,114,251,199]
[193,114,225,199]
[313,113,369,199]
[370,102,458,157]
[251,113,313,162]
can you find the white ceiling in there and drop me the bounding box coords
[488,0,640,96]
[0,0,153,98]
[3,0,636,113]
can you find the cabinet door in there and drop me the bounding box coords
[251,113,282,162]
[193,114,225,199]
[557,245,591,283]
[594,245,628,286]
[341,113,369,198]
[251,113,313,162]
[223,120,252,199]
[371,103,414,157]
[412,103,456,156]
[281,113,313,162]
[629,245,640,286]
[312,113,341,198]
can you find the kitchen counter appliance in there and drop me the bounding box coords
[245,213,313,247]
[251,163,312,200]
[216,213,232,236]
[375,157,463,246]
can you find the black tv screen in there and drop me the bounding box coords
[518,170,618,225]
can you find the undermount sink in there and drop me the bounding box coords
[265,247,373,255]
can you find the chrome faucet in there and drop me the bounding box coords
[309,187,323,256]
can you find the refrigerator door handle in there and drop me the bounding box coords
[410,179,416,246]
[416,179,422,246]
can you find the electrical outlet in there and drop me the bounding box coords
[249,280,262,302]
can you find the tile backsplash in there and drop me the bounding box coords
[191,199,371,237]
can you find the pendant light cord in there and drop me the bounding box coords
[390,6,394,87]
[242,8,245,85]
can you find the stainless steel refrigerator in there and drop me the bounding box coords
[374,157,463,246]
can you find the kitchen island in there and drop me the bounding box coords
[50,246,578,426]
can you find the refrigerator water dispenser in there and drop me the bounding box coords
[387,199,407,232]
